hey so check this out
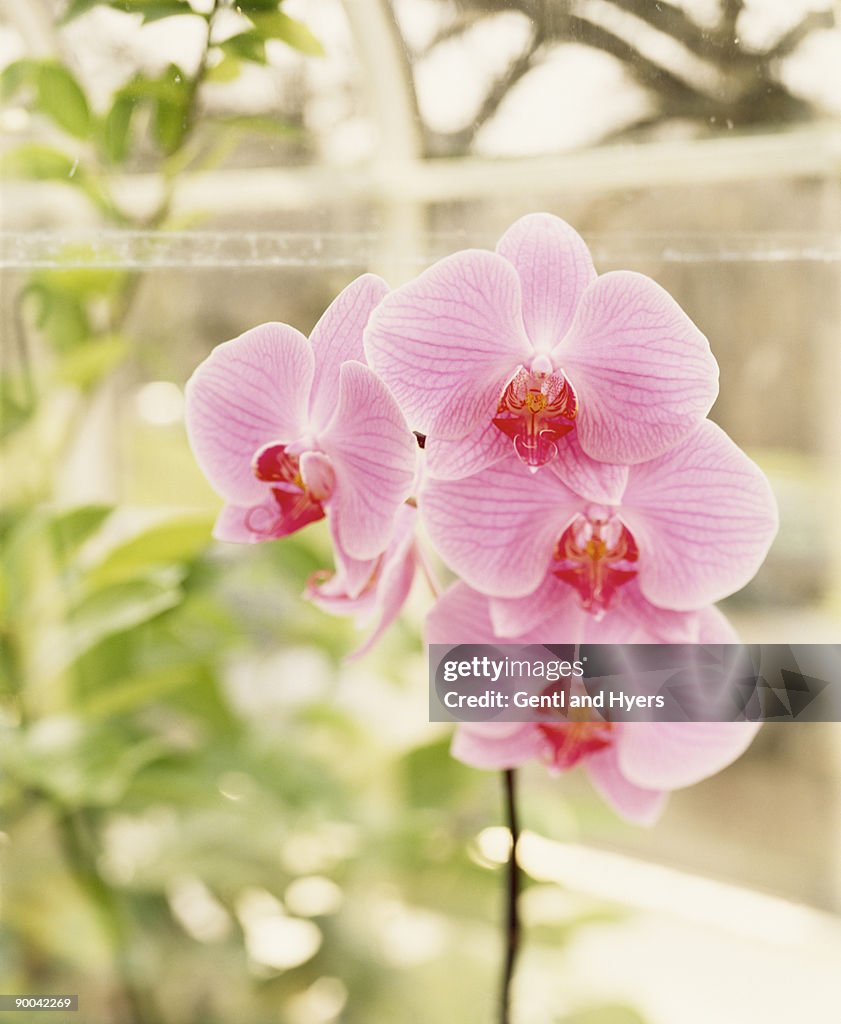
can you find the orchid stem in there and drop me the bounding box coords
[500,768,521,1024]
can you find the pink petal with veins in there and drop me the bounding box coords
[496,212,597,351]
[309,274,389,432]
[555,271,719,464]
[320,361,416,561]
[621,420,779,610]
[616,721,760,792]
[452,723,546,771]
[421,456,583,597]
[185,322,313,506]
[585,746,668,825]
[425,416,511,480]
[364,249,532,437]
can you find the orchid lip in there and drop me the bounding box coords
[492,364,578,470]
[552,509,638,615]
[250,441,328,538]
[539,719,614,771]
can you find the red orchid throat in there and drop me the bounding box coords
[493,365,578,469]
[249,442,332,537]
[552,508,638,615]
[539,718,615,771]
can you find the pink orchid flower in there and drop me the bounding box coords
[186,275,417,562]
[365,212,719,480]
[427,581,758,825]
[306,504,418,659]
[422,420,778,613]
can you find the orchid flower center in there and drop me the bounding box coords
[538,717,614,771]
[552,506,638,616]
[249,442,329,537]
[492,361,578,470]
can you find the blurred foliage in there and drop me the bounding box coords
[0,492,641,1022]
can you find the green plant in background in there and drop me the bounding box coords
[1,0,319,435]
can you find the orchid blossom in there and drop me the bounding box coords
[421,420,778,614]
[185,216,776,827]
[186,274,417,563]
[426,581,758,825]
[365,213,719,479]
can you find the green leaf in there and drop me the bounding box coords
[0,59,36,100]
[1,60,92,138]
[56,334,129,388]
[102,93,135,163]
[0,719,170,807]
[115,66,191,154]
[85,514,214,590]
[119,72,184,105]
[70,576,184,658]
[36,63,91,138]
[49,506,112,565]
[0,379,35,439]
[154,100,187,152]
[79,661,206,718]
[206,54,241,84]
[61,0,105,22]
[150,65,191,153]
[31,263,126,299]
[1,143,79,181]
[219,30,267,63]
[250,11,325,55]
[235,0,280,10]
[0,144,114,215]
[24,282,91,353]
[109,0,197,23]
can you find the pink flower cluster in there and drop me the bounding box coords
[186,213,778,824]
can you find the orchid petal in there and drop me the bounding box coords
[621,421,779,610]
[548,432,628,505]
[452,723,545,770]
[212,491,317,544]
[426,581,500,645]
[585,745,667,825]
[617,721,760,791]
[616,581,703,643]
[421,456,583,598]
[496,212,596,351]
[299,450,335,502]
[347,520,417,660]
[424,416,511,480]
[185,323,313,505]
[696,604,740,643]
[364,250,532,437]
[309,274,390,432]
[212,500,271,544]
[320,361,416,561]
[490,574,576,638]
[555,271,719,464]
[324,515,379,601]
